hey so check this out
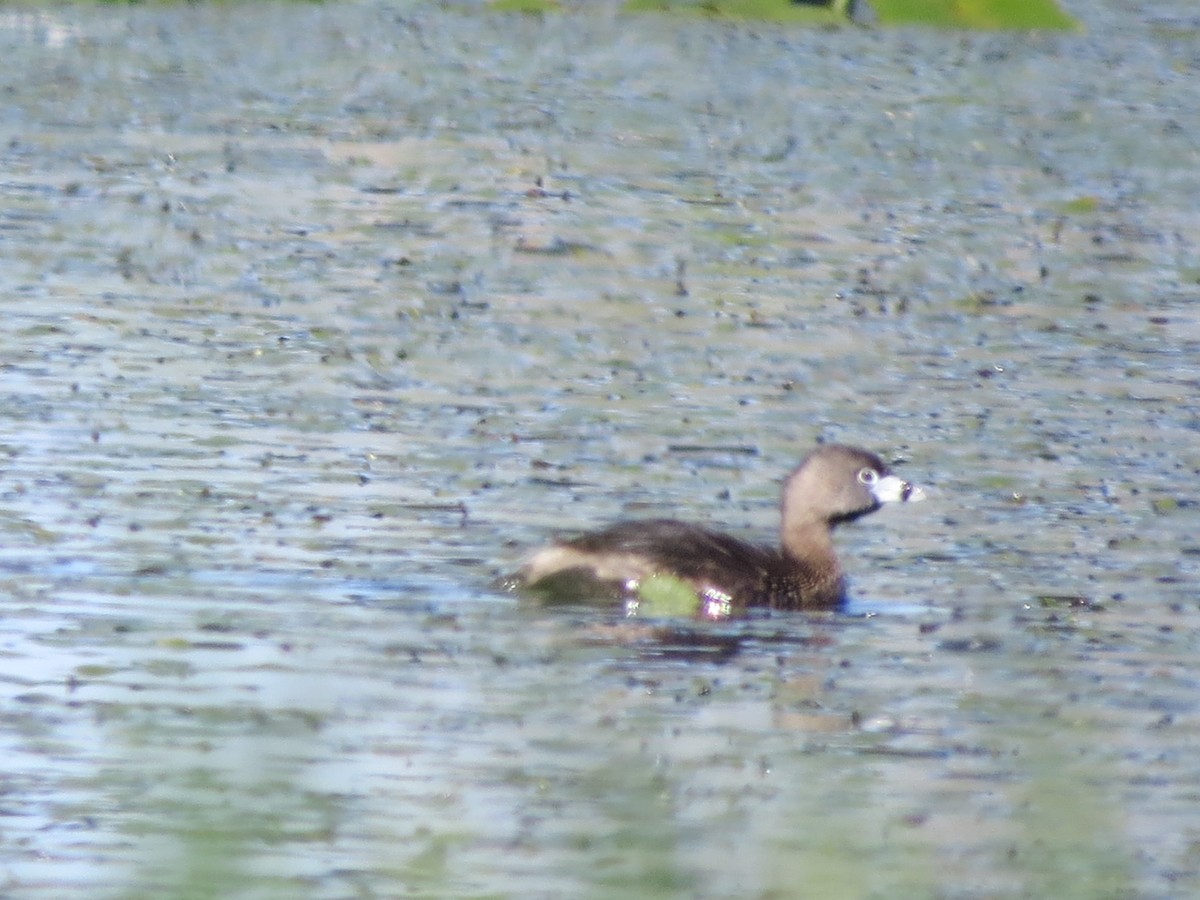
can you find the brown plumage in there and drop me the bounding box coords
[516,444,924,615]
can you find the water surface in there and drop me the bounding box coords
[1,1,1199,896]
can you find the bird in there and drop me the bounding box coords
[514,444,924,617]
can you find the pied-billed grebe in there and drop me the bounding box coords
[516,444,924,616]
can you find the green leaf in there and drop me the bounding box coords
[872,0,1079,30]
[634,574,704,617]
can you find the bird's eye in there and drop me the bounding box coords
[857,468,878,485]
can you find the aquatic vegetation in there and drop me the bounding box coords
[622,0,856,24]
[495,0,1080,29]
[871,0,1078,29]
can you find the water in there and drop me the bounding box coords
[1,1,1199,896]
